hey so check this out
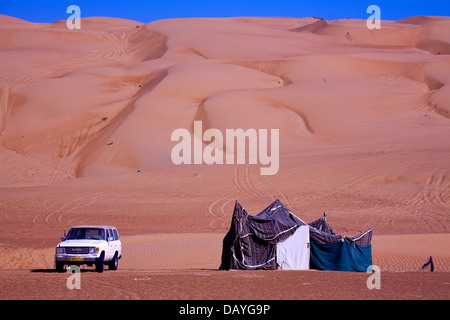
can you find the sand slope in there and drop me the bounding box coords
[0,15,449,299]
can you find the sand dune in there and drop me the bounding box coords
[0,15,449,299]
[1,15,449,181]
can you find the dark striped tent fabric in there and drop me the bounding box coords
[220,200,304,270]
[309,213,335,235]
[219,200,373,271]
[309,213,373,247]
[346,229,373,247]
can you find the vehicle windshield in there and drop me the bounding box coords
[66,228,105,240]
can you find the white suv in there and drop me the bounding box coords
[55,225,122,273]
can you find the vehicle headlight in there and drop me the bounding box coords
[89,247,99,254]
[56,247,65,254]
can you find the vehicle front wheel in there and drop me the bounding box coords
[55,261,65,273]
[108,252,118,270]
[95,252,104,273]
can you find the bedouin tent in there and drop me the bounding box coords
[219,199,307,270]
[219,199,373,272]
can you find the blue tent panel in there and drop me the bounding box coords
[309,238,372,272]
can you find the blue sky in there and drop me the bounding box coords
[1,0,449,23]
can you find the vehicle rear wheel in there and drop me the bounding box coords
[95,252,104,273]
[108,252,118,270]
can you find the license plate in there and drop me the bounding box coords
[69,258,83,261]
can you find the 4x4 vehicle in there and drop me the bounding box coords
[55,225,122,273]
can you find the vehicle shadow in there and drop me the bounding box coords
[31,268,98,273]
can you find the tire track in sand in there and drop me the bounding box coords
[403,172,449,206]
[400,172,449,232]
[207,164,272,229]
[207,194,236,229]
[233,164,269,199]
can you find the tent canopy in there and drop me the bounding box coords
[220,199,304,270]
[220,200,373,272]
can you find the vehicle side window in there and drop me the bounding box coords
[113,229,119,241]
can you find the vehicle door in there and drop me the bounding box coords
[112,228,121,257]
[106,228,115,260]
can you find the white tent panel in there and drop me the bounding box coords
[276,225,310,270]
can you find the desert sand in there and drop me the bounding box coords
[0,14,449,300]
